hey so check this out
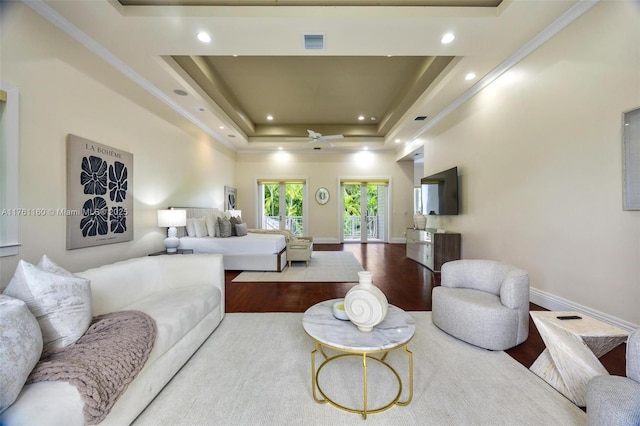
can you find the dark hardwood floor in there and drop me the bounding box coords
[225,242,626,377]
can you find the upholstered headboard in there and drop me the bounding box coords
[169,207,221,237]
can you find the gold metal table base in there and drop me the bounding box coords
[310,341,413,419]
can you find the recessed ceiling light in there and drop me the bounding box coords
[440,33,455,44]
[266,115,274,121]
[219,125,225,129]
[173,89,188,96]
[278,147,283,150]
[370,116,377,121]
[465,72,477,81]
[197,32,211,43]
[358,115,365,121]
[395,139,401,144]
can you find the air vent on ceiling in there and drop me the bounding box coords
[304,34,325,50]
[414,115,428,121]
[313,146,322,150]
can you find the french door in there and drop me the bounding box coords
[258,180,307,237]
[341,180,388,242]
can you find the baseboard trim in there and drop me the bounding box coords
[530,287,638,332]
[313,238,407,244]
[312,238,341,244]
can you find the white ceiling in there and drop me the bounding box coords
[25,0,594,156]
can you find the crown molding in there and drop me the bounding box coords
[21,0,234,149]
[410,0,600,142]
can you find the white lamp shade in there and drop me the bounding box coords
[157,209,187,227]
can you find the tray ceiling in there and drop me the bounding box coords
[25,0,587,153]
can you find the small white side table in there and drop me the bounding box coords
[530,311,629,407]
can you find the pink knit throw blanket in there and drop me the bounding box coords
[27,310,156,425]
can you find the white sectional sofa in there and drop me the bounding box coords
[1,253,225,426]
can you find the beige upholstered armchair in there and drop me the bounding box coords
[286,236,313,267]
[432,259,530,351]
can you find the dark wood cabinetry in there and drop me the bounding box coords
[406,228,461,271]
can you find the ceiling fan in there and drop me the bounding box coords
[306,129,344,147]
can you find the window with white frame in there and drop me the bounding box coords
[0,83,20,257]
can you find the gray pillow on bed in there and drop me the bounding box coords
[230,216,243,236]
[235,223,248,236]
[218,217,232,237]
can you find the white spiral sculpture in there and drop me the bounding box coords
[344,271,389,332]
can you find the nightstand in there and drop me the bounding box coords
[148,249,194,256]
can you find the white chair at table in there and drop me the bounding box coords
[587,328,640,426]
[432,259,530,351]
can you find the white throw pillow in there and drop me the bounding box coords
[0,295,43,413]
[185,218,196,237]
[194,216,208,238]
[37,254,75,277]
[3,259,92,352]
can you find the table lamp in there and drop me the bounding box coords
[157,209,187,253]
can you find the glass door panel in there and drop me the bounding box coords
[342,182,387,242]
[259,182,305,237]
[342,184,360,241]
[284,183,304,237]
[261,183,280,230]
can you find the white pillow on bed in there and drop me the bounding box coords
[194,217,208,237]
[185,218,196,237]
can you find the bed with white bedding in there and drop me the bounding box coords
[174,207,287,272]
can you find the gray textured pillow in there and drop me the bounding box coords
[230,216,243,236]
[218,216,232,238]
[0,295,43,413]
[235,222,248,236]
[3,258,92,352]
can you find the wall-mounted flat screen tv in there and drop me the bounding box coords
[420,166,459,215]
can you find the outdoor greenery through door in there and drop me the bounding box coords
[259,179,388,241]
[342,181,388,242]
[260,181,305,237]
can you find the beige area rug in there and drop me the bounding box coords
[232,251,363,282]
[133,312,585,426]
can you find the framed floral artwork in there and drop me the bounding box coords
[66,134,133,249]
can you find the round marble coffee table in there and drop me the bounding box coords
[302,299,415,419]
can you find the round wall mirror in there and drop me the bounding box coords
[315,187,329,205]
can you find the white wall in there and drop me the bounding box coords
[421,1,640,325]
[0,3,235,286]
[236,151,415,242]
